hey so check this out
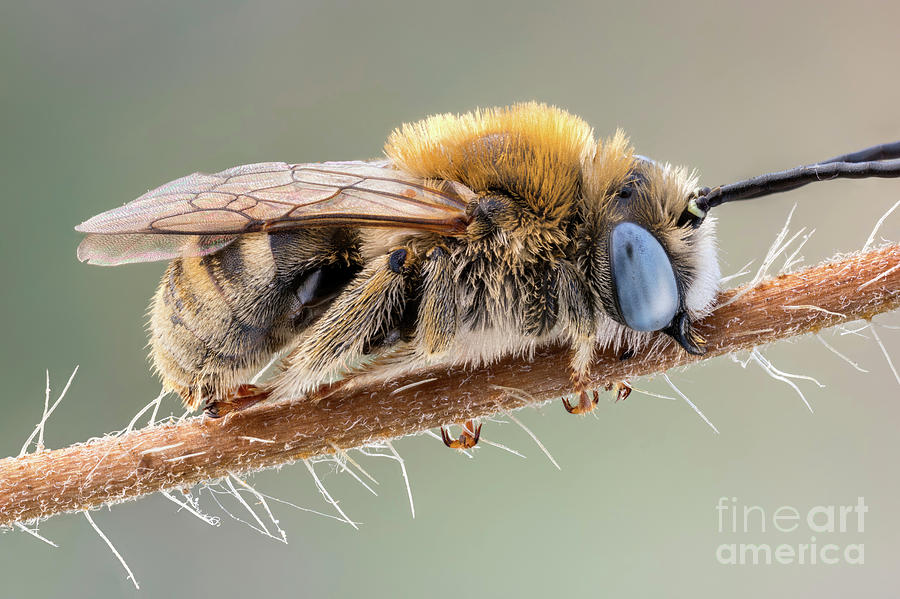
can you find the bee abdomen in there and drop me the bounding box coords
[149,229,362,408]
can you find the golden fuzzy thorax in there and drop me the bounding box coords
[387,103,598,222]
[141,102,720,412]
[384,101,715,321]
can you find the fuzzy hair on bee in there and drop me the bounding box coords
[76,102,900,427]
[270,104,720,414]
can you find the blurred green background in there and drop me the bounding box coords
[2,1,899,596]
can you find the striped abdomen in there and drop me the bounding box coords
[149,229,361,409]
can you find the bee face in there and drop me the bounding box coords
[580,152,720,353]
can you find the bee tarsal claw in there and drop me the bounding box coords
[562,390,599,414]
[203,400,221,419]
[440,420,481,449]
[614,381,632,402]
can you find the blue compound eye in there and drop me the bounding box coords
[610,222,679,332]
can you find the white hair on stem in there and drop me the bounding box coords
[489,384,562,469]
[200,477,288,541]
[782,304,846,318]
[629,386,676,401]
[239,436,276,444]
[718,205,803,308]
[390,377,438,395]
[816,333,869,373]
[662,373,719,434]
[83,510,139,590]
[223,476,281,541]
[476,436,526,458]
[203,482,274,535]
[160,489,220,527]
[124,389,167,434]
[863,197,900,251]
[254,492,355,523]
[869,323,900,387]
[228,473,287,543]
[328,442,381,487]
[198,478,350,525]
[858,262,900,291]
[385,441,415,519]
[319,452,378,496]
[19,366,79,456]
[783,228,815,272]
[840,323,872,338]
[15,522,58,548]
[740,349,822,413]
[504,411,561,470]
[304,460,359,529]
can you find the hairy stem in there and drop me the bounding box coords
[2,244,899,527]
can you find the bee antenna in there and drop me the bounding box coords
[684,141,900,224]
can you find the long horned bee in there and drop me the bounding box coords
[76,103,900,449]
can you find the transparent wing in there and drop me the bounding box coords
[75,160,473,265]
[77,233,237,266]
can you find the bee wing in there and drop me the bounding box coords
[75,160,473,265]
[76,233,238,266]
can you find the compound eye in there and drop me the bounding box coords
[610,222,679,332]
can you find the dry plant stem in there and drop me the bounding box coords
[2,244,899,527]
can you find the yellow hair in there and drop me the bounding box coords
[385,102,597,222]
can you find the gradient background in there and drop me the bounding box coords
[2,1,899,596]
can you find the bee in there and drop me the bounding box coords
[76,103,900,448]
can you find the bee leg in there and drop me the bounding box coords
[561,388,600,414]
[416,245,457,358]
[204,384,271,418]
[562,376,631,413]
[269,249,416,402]
[607,380,632,402]
[562,338,602,414]
[418,244,486,450]
[440,420,482,449]
[554,263,603,415]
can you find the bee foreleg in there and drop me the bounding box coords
[557,262,604,415]
[564,346,632,413]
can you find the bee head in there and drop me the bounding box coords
[580,144,720,354]
[584,137,900,354]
